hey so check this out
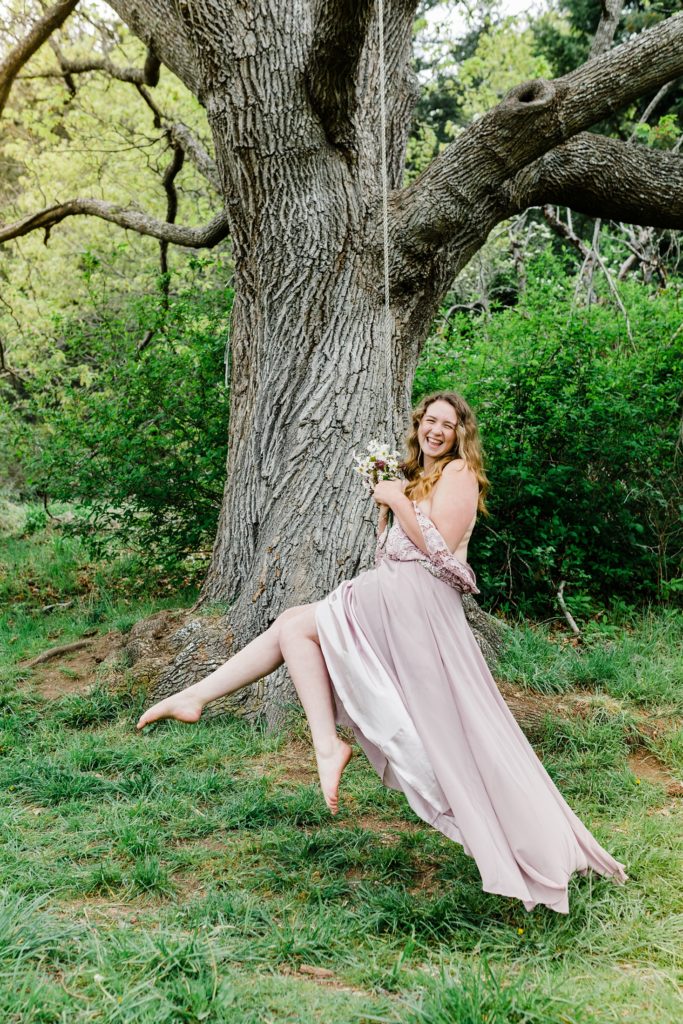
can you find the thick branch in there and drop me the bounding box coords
[0,199,229,248]
[392,11,683,290]
[106,0,201,98]
[43,37,161,88]
[504,134,683,230]
[0,0,78,116]
[37,54,144,84]
[306,1,419,158]
[589,0,625,59]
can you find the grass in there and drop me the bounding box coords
[497,609,683,712]
[1,508,682,1022]
[0,500,197,690]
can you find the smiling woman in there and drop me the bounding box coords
[393,391,487,562]
[137,389,628,916]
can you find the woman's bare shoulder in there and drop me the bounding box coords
[433,460,479,511]
[443,458,468,474]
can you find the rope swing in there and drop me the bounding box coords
[377,0,393,434]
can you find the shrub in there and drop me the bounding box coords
[12,285,231,572]
[415,252,683,616]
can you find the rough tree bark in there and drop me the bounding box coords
[3,3,683,724]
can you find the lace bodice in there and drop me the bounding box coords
[374,501,479,594]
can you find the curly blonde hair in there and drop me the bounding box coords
[401,391,489,514]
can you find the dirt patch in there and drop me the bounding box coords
[627,749,683,798]
[629,713,682,743]
[335,812,423,835]
[14,608,202,702]
[56,896,158,927]
[497,682,682,730]
[170,872,208,901]
[20,630,123,699]
[496,683,632,727]
[278,962,382,998]
[249,739,319,787]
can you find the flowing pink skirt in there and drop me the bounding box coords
[315,557,628,914]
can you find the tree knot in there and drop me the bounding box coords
[506,78,556,110]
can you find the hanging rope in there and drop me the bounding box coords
[377,0,393,435]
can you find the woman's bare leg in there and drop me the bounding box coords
[277,605,352,815]
[135,622,285,729]
[136,601,352,813]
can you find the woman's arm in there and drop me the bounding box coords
[373,463,479,556]
[389,496,430,553]
[377,503,389,536]
[429,460,479,553]
[373,480,429,554]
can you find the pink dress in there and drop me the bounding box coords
[314,502,628,914]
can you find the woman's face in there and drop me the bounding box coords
[417,400,458,465]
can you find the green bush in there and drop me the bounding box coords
[11,285,231,570]
[415,252,683,616]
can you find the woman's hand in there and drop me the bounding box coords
[372,478,406,510]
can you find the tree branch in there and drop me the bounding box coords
[391,11,683,292]
[134,84,221,191]
[0,0,79,116]
[0,199,229,248]
[305,0,419,160]
[106,0,201,98]
[589,0,624,60]
[628,81,675,142]
[43,34,162,89]
[35,54,144,84]
[168,122,220,192]
[504,134,683,229]
[158,142,185,301]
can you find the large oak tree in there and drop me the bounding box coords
[2,0,683,722]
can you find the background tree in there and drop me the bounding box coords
[1,0,682,722]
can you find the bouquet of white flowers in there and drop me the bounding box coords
[352,439,403,532]
[353,438,402,492]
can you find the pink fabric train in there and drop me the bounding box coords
[315,501,628,915]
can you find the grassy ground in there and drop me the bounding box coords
[1,505,682,1023]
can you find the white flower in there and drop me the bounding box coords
[352,440,403,494]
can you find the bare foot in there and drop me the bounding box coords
[314,738,353,815]
[136,691,203,731]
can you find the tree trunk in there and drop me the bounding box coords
[145,204,506,723]
[137,2,506,725]
[195,236,418,724]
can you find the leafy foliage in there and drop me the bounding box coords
[10,279,231,568]
[415,252,683,616]
[6,250,681,616]
[0,1,220,347]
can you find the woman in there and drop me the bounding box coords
[137,390,627,914]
